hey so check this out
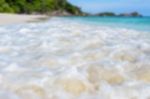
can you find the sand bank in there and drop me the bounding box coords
[0,13,47,25]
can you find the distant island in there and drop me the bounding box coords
[95,12,142,17]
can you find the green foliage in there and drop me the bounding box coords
[0,0,83,15]
[0,0,14,13]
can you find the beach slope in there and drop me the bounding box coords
[0,13,47,25]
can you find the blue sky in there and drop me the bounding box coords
[68,0,150,16]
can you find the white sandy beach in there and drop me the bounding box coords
[0,13,47,25]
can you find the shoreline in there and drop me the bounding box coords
[0,13,48,25]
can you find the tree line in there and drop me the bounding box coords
[0,0,83,15]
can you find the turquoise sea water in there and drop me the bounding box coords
[65,16,150,32]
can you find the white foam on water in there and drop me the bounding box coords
[0,18,149,99]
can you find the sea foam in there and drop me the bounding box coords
[0,18,149,99]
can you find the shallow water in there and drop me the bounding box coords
[0,17,150,99]
[65,16,150,32]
